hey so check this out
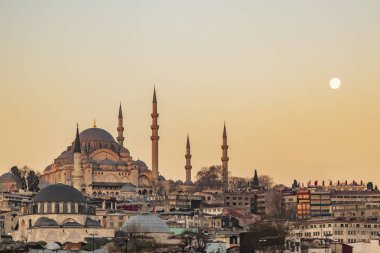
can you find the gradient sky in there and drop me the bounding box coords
[1,1,380,186]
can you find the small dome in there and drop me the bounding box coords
[98,158,115,166]
[134,159,147,168]
[184,180,193,185]
[44,165,52,172]
[57,150,73,159]
[45,242,61,251]
[121,183,136,193]
[80,128,115,143]
[34,217,59,227]
[119,147,130,155]
[175,180,183,185]
[116,160,128,166]
[33,183,86,203]
[121,213,170,233]
[85,217,101,227]
[158,175,166,181]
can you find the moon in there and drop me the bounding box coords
[329,78,341,90]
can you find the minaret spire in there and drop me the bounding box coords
[117,102,125,147]
[252,169,259,188]
[185,134,192,183]
[151,87,159,182]
[221,122,229,191]
[74,124,81,153]
[72,124,83,191]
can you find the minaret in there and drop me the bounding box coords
[221,123,229,191]
[252,169,259,188]
[151,87,159,182]
[117,102,125,147]
[72,125,83,191]
[185,134,192,183]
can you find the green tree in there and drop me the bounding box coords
[196,165,222,187]
[27,171,39,192]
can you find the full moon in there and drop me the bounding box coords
[329,78,341,90]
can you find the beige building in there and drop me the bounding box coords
[38,89,231,197]
[290,217,380,244]
[13,184,114,243]
[0,210,18,235]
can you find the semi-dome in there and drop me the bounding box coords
[57,150,73,159]
[134,159,147,168]
[116,160,128,166]
[44,165,52,172]
[121,213,170,233]
[34,217,59,227]
[85,217,101,227]
[79,128,115,143]
[98,158,115,166]
[32,183,86,203]
[120,183,136,193]
[62,221,82,227]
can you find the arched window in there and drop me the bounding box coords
[74,203,79,213]
[44,202,48,213]
[70,203,76,213]
[37,203,42,213]
[67,202,72,213]
[32,204,38,214]
[59,203,64,213]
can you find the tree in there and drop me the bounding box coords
[196,165,222,187]
[229,177,249,191]
[11,166,39,191]
[11,166,27,190]
[181,230,209,253]
[265,188,282,219]
[26,171,39,192]
[291,179,298,189]
[259,175,274,190]
[242,220,290,253]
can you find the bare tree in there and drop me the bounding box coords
[229,176,250,191]
[265,189,282,219]
[259,175,274,190]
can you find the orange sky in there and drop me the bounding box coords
[1,1,380,186]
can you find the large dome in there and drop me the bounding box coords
[121,213,170,233]
[79,128,115,143]
[32,183,86,203]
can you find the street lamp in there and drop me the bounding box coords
[89,233,98,253]
[124,238,129,253]
[324,233,333,253]
[258,239,267,253]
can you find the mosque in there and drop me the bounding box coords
[37,88,230,197]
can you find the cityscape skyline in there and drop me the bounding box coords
[1,1,380,185]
